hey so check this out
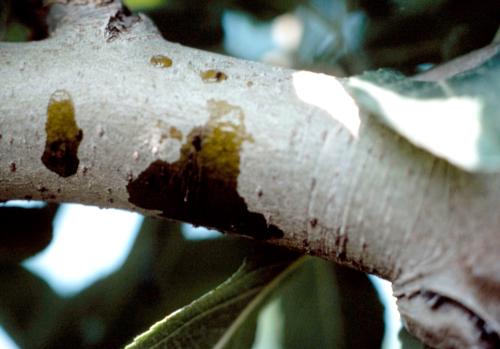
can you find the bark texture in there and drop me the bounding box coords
[1,1,500,348]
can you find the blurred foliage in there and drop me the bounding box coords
[2,22,31,41]
[123,0,167,11]
[128,0,500,75]
[0,217,254,348]
[348,53,500,172]
[293,0,500,75]
[137,0,300,49]
[0,204,58,263]
[0,213,384,349]
[4,0,499,75]
[0,0,47,41]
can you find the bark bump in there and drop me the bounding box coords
[105,4,139,43]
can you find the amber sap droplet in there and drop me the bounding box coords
[41,90,83,177]
[150,55,172,68]
[201,70,228,83]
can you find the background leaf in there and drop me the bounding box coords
[124,244,301,349]
[0,204,58,263]
[125,246,384,349]
[0,217,254,348]
[348,52,500,172]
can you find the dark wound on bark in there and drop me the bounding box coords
[127,100,284,240]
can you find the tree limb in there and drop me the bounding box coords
[1,1,500,348]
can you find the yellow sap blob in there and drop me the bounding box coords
[195,99,253,179]
[41,90,83,177]
[150,55,172,68]
[200,70,228,83]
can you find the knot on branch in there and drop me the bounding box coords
[397,290,500,349]
[105,3,140,43]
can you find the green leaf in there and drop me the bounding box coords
[3,22,31,42]
[124,242,385,349]
[347,53,500,172]
[123,0,167,11]
[124,245,302,349]
[277,256,344,349]
[253,257,384,349]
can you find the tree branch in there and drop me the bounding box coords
[2,1,500,348]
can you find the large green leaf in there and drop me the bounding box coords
[347,53,500,172]
[124,245,302,349]
[124,244,384,349]
[251,256,384,349]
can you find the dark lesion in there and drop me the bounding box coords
[127,101,284,240]
[41,136,82,177]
